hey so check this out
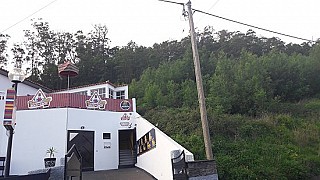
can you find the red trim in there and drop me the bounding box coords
[16,93,133,112]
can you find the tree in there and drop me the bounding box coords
[0,34,10,68]
[11,43,26,68]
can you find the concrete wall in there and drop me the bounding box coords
[11,109,67,175]
[0,75,39,158]
[67,108,135,171]
[0,75,39,96]
[135,113,194,180]
[6,107,136,175]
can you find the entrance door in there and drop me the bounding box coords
[118,129,137,168]
[67,130,94,171]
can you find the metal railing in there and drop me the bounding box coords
[64,144,82,180]
[171,150,188,180]
[171,150,219,180]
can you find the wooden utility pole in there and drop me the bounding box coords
[186,0,213,160]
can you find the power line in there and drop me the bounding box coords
[197,0,221,23]
[207,0,221,12]
[192,8,316,43]
[158,0,184,6]
[1,0,58,34]
[159,0,316,43]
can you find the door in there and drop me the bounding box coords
[118,129,137,168]
[67,130,94,171]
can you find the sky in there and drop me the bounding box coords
[1,0,320,48]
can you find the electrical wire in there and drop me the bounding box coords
[1,0,58,34]
[192,8,316,43]
[159,0,316,43]
[158,0,184,6]
[197,0,221,23]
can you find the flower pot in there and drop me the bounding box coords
[44,157,56,168]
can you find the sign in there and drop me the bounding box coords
[3,88,16,130]
[28,89,52,109]
[120,100,131,111]
[104,142,111,149]
[137,128,156,155]
[85,91,107,110]
[120,113,131,127]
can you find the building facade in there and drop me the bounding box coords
[0,69,194,180]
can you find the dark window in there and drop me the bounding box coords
[109,88,114,99]
[103,133,111,139]
[116,91,125,99]
[90,88,106,98]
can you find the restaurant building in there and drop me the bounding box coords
[0,68,194,179]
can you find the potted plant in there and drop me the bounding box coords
[44,147,57,168]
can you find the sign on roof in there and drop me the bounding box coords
[28,89,52,109]
[85,91,107,110]
[120,100,131,111]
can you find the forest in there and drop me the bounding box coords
[1,19,320,179]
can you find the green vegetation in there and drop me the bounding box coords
[1,19,320,179]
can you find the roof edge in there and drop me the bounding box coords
[53,80,128,93]
[0,68,52,93]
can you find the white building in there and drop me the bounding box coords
[0,68,194,180]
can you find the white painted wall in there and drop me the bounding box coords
[1,72,195,179]
[11,109,67,175]
[67,108,135,171]
[6,107,136,175]
[56,82,129,99]
[0,75,39,96]
[135,113,194,180]
[0,74,39,158]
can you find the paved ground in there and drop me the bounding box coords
[82,167,157,180]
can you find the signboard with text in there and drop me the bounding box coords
[137,128,156,155]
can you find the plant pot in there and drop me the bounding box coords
[44,157,56,168]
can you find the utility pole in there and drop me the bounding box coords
[186,0,213,160]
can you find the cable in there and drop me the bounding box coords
[1,0,58,33]
[158,0,184,6]
[192,8,316,43]
[207,0,221,12]
[159,0,316,43]
[197,0,221,23]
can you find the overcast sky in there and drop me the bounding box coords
[1,0,320,47]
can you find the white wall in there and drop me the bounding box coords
[56,82,129,99]
[0,75,39,96]
[11,109,67,175]
[5,108,135,174]
[56,83,110,95]
[135,113,194,180]
[67,109,135,171]
[7,108,136,175]
[0,75,39,158]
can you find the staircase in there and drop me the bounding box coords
[119,149,137,168]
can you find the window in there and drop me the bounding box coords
[75,91,87,96]
[90,88,106,98]
[116,91,125,99]
[103,133,111,139]
[108,88,114,99]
